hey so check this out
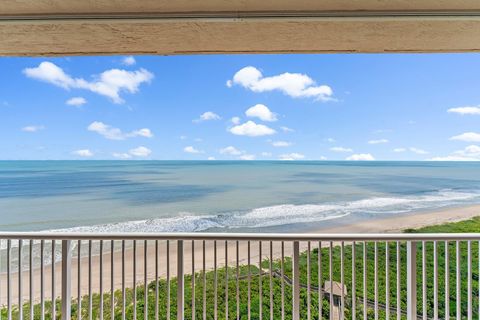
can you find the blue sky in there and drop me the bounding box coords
[1,53,480,161]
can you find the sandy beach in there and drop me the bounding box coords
[2,204,480,305]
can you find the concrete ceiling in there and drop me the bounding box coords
[2,0,480,56]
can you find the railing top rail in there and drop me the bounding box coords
[0,232,479,241]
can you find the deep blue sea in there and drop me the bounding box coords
[1,161,480,232]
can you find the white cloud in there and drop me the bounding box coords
[21,125,44,132]
[450,132,480,142]
[368,139,389,145]
[179,135,187,140]
[23,61,153,104]
[219,146,243,156]
[330,146,353,153]
[271,141,292,147]
[228,66,334,101]
[245,104,277,122]
[261,152,272,157]
[325,138,335,143]
[346,153,375,161]
[112,153,132,159]
[72,149,93,157]
[279,153,305,160]
[122,56,136,66]
[207,156,216,160]
[409,147,429,155]
[66,97,87,107]
[429,145,480,161]
[194,111,221,122]
[87,121,153,140]
[229,121,276,137]
[239,154,256,160]
[447,106,480,115]
[393,148,406,152]
[128,146,152,157]
[318,156,328,160]
[231,117,241,125]
[281,126,295,133]
[184,146,203,154]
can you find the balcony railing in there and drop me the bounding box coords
[0,232,479,320]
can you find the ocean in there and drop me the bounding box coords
[1,160,480,233]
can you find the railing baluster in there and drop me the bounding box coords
[214,240,217,320]
[282,241,285,320]
[19,239,23,320]
[456,241,461,319]
[155,240,159,320]
[121,240,125,320]
[396,241,400,320]
[7,240,11,320]
[202,240,206,320]
[41,240,45,320]
[52,240,56,320]
[166,240,170,320]
[133,240,137,320]
[225,240,228,320]
[363,242,367,320]
[236,241,239,320]
[330,241,333,320]
[111,240,115,320]
[192,240,195,320]
[386,241,390,320]
[88,240,92,320]
[270,241,273,320]
[341,241,345,320]
[407,241,417,320]
[77,241,81,320]
[351,241,355,320]
[307,241,311,320]
[422,241,426,320]
[247,241,251,320]
[100,240,104,320]
[30,240,33,320]
[467,240,472,320]
[292,241,300,320]
[144,240,148,320]
[434,240,438,319]
[61,240,72,320]
[374,241,378,320]
[259,241,262,320]
[445,241,449,320]
[177,240,184,320]
[318,241,322,320]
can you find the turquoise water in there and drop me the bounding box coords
[1,161,480,232]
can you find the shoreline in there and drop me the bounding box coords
[2,203,480,305]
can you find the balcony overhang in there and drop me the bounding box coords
[2,0,480,56]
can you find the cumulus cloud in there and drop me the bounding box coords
[184,146,203,154]
[21,125,45,132]
[447,106,480,115]
[239,154,256,160]
[128,146,151,157]
[409,147,429,155]
[261,152,272,157]
[112,153,132,159]
[23,61,153,104]
[271,141,292,147]
[330,147,353,153]
[228,66,334,101]
[66,97,87,107]
[393,148,406,152]
[280,126,295,133]
[229,121,276,137]
[450,132,480,142]
[207,156,216,160]
[245,104,277,122]
[72,149,93,157]
[346,153,375,161]
[193,111,221,122]
[429,145,480,161]
[325,138,335,143]
[368,139,389,145]
[87,121,153,140]
[122,56,136,66]
[279,153,305,160]
[219,146,243,156]
[231,117,241,125]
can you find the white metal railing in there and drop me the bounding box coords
[0,232,479,319]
